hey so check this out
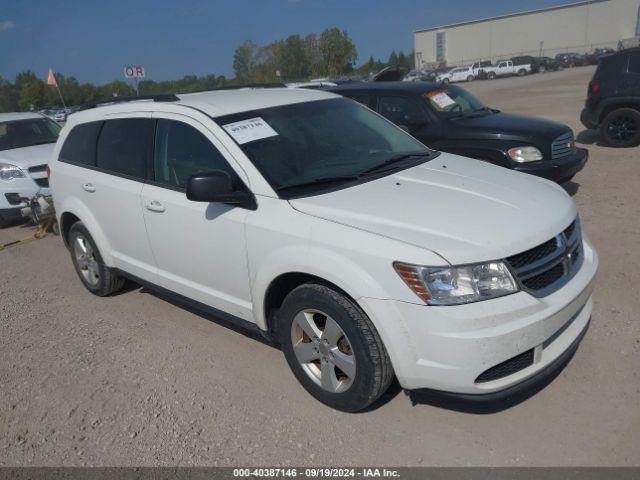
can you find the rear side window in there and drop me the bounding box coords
[59,121,102,166]
[628,52,640,74]
[96,118,153,179]
[153,119,236,189]
[378,96,428,125]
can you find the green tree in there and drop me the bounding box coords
[233,40,258,83]
[15,71,51,110]
[397,51,408,66]
[319,28,357,76]
[280,34,309,81]
[304,33,322,77]
[388,50,399,65]
[0,76,19,112]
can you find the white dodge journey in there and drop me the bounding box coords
[50,88,598,412]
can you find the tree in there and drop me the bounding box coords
[304,33,322,77]
[233,40,258,83]
[397,51,408,66]
[388,50,399,66]
[15,71,51,110]
[318,28,358,76]
[0,76,19,112]
[280,34,310,80]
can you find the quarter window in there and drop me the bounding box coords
[59,121,102,166]
[153,119,235,189]
[628,52,640,74]
[96,118,153,179]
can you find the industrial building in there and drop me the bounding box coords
[414,0,640,68]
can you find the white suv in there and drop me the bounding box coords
[0,112,60,227]
[436,66,475,83]
[50,89,597,412]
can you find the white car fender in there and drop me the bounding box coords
[56,195,115,266]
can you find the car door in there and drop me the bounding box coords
[75,114,157,279]
[140,113,254,321]
[376,94,440,144]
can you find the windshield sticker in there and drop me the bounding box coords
[425,91,456,109]
[222,117,278,144]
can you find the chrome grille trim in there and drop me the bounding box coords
[551,131,574,160]
[506,217,583,297]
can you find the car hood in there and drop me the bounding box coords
[289,153,576,265]
[0,143,55,168]
[448,111,569,142]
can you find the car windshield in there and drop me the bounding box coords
[422,86,491,119]
[215,97,435,197]
[0,118,61,151]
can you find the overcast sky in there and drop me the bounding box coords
[0,0,573,84]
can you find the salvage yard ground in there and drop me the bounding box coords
[1,66,639,466]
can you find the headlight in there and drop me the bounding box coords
[394,261,518,305]
[508,146,543,163]
[0,162,26,181]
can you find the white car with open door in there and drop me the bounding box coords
[50,89,597,412]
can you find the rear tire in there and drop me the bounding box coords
[466,75,474,82]
[68,222,125,296]
[442,77,450,84]
[600,108,640,147]
[517,69,527,76]
[278,283,394,412]
[488,72,496,80]
[538,65,546,73]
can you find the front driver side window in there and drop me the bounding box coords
[154,119,236,189]
[378,96,428,126]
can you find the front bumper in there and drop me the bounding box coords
[358,236,598,395]
[513,147,588,182]
[0,176,50,211]
[580,107,599,130]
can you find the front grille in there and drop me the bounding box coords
[34,178,49,188]
[475,349,534,383]
[506,217,583,297]
[551,131,574,159]
[28,165,47,174]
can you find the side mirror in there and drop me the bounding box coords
[186,170,256,209]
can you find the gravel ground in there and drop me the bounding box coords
[1,66,639,466]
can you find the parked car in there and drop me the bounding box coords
[329,82,587,183]
[435,65,475,83]
[484,60,531,79]
[581,47,640,147]
[555,53,587,68]
[423,67,451,81]
[0,112,60,227]
[471,60,492,77]
[584,47,616,65]
[536,56,562,73]
[50,89,597,412]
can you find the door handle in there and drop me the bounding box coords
[82,183,96,193]
[145,200,166,213]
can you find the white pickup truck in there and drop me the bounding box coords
[483,60,531,79]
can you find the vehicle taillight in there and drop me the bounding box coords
[45,164,51,178]
[591,82,600,94]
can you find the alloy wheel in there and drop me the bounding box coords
[607,115,638,141]
[290,309,356,393]
[73,234,100,286]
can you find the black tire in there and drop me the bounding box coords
[538,65,546,73]
[68,222,125,296]
[488,71,496,80]
[466,75,474,82]
[0,215,9,229]
[600,108,640,147]
[442,77,450,84]
[278,283,394,412]
[517,69,527,76]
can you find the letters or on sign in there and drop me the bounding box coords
[124,66,146,78]
[222,117,279,144]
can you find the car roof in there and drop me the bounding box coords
[0,112,46,122]
[328,81,454,94]
[68,87,339,124]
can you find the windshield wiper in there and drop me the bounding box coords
[359,152,434,176]
[277,175,361,192]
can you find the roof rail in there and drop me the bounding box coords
[81,94,180,110]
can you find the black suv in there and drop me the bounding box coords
[328,82,587,183]
[581,47,640,147]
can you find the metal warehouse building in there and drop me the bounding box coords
[414,0,640,68]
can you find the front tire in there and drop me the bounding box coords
[517,69,527,76]
[466,75,474,82]
[68,222,125,296]
[442,77,450,84]
[487,72,496,80]
[600,108,640,147]
[278,283,394,412]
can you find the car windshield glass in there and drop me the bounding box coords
[0,118,61,151]
[214,98,434,197]
[422,86,491,119]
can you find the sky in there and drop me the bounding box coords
[0,0,576,85]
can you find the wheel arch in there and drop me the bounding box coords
[598,99,640,123]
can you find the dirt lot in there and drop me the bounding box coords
[1,66,639,466]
